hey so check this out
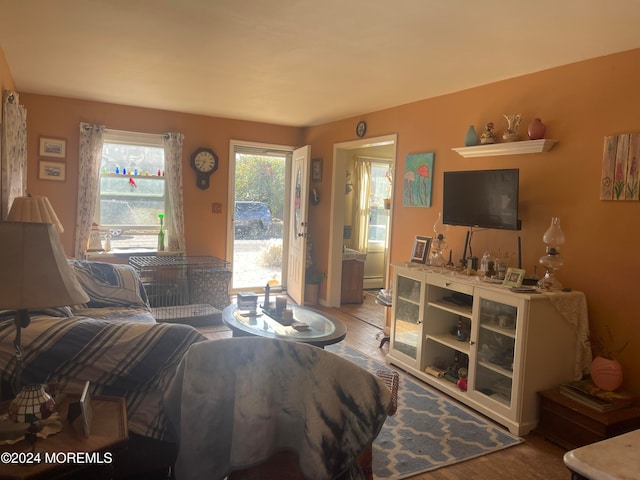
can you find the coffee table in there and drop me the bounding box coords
[222,304,346,348]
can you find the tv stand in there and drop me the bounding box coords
[387,264,589,436]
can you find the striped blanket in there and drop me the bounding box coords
[0,313,205,441]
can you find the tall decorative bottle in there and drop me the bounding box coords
[157,213,165,251]
[464,125,479,146]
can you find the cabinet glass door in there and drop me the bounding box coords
[391,275,423,361]
[473,296,518,408]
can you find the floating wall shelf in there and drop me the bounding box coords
[452,139,558,158]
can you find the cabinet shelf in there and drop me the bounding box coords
[478,360,514,379]
[451,139,558,158]
[428,300,472,318]
[479,323,516,339]
[426,333,470,355]
[397,295,421,306]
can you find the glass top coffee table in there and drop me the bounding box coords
[222,304,346,348]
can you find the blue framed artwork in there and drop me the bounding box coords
[403,152,434,207]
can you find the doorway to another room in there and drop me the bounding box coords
[326,134,397,309]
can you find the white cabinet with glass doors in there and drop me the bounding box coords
[387,264,583,436]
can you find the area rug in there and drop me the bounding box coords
[326,343,523,479]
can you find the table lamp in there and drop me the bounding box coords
[0,221,88,422]
[7,194,64,233]
[537,216,566,290]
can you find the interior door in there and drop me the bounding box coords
[286,145,311,305]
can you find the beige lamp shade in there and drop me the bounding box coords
[8,194,64,234]
[0,222,88,310]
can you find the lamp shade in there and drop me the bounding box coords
[8,195,64,233]
[0,222,88,310]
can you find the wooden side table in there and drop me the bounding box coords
[536,388,640,450]
[0,394,128,480]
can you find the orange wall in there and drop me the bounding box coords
[304,49,640,393]
[19,94,301,259]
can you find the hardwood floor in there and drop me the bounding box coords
[200,301,571,480]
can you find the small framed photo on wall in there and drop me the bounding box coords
[410,235,432,264]
[312,158,322,182]
[39,160,66,181]
[39,137,66,159]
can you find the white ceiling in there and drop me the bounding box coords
[1,0,640,127]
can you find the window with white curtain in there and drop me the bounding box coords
[97,130,166,249]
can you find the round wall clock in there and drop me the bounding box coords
[190,147,218,190]
[356,121,367,138]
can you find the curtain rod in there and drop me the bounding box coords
[355,155,392,162]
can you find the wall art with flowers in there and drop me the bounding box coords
[601,133,639,201]
[403,152,434,207]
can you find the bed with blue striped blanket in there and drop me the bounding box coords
[0,313,205,441]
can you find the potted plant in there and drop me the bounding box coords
[304,269,325,306]
[589,324,628,391]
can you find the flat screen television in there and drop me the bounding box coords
[443,168,520,230]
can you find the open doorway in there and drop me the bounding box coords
[326,134,398,308]
[227,140,293,292]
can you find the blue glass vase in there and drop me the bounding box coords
[464,125,479,146]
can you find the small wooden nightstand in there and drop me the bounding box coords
[0,394,128,480]
[536,388,640,450]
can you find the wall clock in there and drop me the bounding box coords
[356,121,367,138]
[190,147,218,190]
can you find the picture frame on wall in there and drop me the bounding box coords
[410,235,432,264]
[39,160,66,181]
[39,137,66,158]
[312,158,322,182]
[502,267,526,288]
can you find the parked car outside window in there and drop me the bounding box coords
[235,201,273,238]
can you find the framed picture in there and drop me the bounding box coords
[403,152,434,207]
[39,137,66,158]
[39,160,66,181]
[410,235,432,264]
[503,267,526,288]
[79,381,93,437]
[312,158,322,182]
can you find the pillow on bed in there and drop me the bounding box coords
[68,259,149,308]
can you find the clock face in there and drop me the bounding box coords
[193,150,217,173]
[356,121,367,137]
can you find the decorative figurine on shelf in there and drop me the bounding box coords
[502,113,522,142]
[457,367,468,391]
[480,122,496,144]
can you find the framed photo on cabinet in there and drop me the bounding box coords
[503,267,526,287]
[410,235,431,264]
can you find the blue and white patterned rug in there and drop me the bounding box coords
[326,343,523,480]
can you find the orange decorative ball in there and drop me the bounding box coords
[590,356,623,391]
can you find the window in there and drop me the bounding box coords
[97,130,166,249]
[367,162,392,244]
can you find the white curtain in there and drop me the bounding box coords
[162,132,185,251]
[75,122,105,258]
[353,157,371,253]
[1,91,27,220]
